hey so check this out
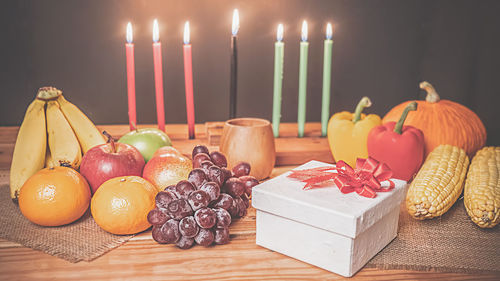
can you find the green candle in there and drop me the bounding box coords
[272,24,285,137]
[297,20,309,138]
[321,23,333,137]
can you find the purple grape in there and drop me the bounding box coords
[155,190,177,209]
[214,227,230,245]
[234,196,247,217]
[194,207,216,229]
[200,160,214,174]
[199,182,220,202]
[192,145,209,159]
[221,167,233,182]
[179,216,199,238]
[175,180,196,199]
[223,177,245,197]
[152,225,169,244]
[232,162,251,177]
[188,190,210,211]
[210,151,227,168]
[194,228,214,246]
[227,197,240,218]
[176,236,195,249]
[164,185,179,198]
[147,208,169,225]
[160,219,181,244]
[208,166,224,187]
[214,208,231,228]
[193,153,211,169]
[188,168,207,188]
[167,199,193,219]
[239,176,259,196]
[210,193,233,210]
[241,193,250,209]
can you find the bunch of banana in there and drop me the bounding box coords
[10,87,105,201]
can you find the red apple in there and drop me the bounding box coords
[143,154,192,190]
[80,133,145,194]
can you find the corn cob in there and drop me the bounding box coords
[464,147,500,228]
[406,145,469,220]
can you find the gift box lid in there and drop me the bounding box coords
[252,160,407,238]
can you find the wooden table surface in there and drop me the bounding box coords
[0,124,498,281]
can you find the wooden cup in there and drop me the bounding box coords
[220,118,276,180]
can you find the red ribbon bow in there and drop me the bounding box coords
[287,157,395,198]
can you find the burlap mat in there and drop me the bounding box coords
[0,184,133,263]
[367,199,500,273]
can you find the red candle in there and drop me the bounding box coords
[183,21,195,139]
[125,22,136,131]
[152,19,166,132]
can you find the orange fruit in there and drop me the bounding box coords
[152,146,182,158]
[143,154,192,190]
[91,176,157,235]
[18,167,91,226]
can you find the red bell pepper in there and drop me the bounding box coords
[367,102,424,181]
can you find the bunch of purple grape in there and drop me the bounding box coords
[147,145,259,249]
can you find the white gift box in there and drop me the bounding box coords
[252,160,407,277]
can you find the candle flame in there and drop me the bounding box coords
[126,22,133,43]
[232,9,239,36]
[277,23,284,42]
[326,23,333,40]
[301,20,308,42]
[184,21,190,44]
[153,19,160,42]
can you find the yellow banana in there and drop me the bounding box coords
[9,97,47,201]
[44,145,54,168]
[57,95,105,153]
[46,100,82,169]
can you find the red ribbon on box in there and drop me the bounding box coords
[287,157,395,198]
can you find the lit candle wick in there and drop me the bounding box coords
[184,21,190,45]
[301,20,308,42]
[153,19,160,42]
[232,9,239,36]
[277,23,284,42]
[126,22,133,43]
[326,23,333,40]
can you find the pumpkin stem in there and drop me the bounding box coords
[394,101,418,134]
[353,97,372,123]
[420,81,441,103]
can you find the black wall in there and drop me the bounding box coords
[1,0,499,145]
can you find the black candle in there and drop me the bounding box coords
[229,9,239,119]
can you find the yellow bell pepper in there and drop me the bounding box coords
[327,97,381,167]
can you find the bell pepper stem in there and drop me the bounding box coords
[419,81,440,103]
[352,96,372,123]
[394,101,418,134]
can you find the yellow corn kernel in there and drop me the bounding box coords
[406,145,469,220]
[464,147,500,228]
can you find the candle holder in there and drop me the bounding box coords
[219,118,276,180]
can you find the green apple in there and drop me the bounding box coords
[118,128,172,162]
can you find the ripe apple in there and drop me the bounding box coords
[118,128,172,162]
[143,154,192,190]
[80,136,145,194]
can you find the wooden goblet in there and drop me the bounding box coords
[220,118,276,180]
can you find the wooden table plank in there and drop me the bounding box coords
[0,123,333,168]
[0,125,497,280]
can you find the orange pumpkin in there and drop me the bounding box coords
[383,81,486,157]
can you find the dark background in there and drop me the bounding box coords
[1,0,499,145]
